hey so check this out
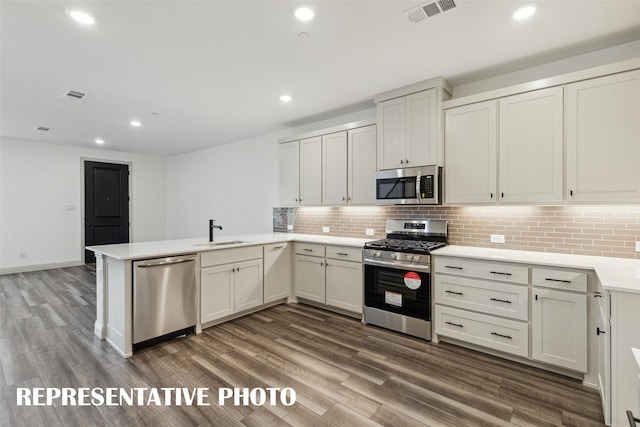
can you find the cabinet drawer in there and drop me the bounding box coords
[201,246,262,268]
[434,274,528,321]
[434,257,529,285]
[326,245,362,262]
[435,305,528,358]
[294,243,325,257]
[531,268,587,292]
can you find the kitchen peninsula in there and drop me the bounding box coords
[87,233,372,358]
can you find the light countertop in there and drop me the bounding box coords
[86,233,374,261]
[432,245,640,294]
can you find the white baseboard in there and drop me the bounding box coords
[0,261,83,275]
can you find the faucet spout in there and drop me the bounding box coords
[209,219,223,242]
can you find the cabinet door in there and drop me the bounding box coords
[294,255,325,303]
[300,136,322,205]
[566,69,640,202]
[532,288,587,372]
[597,299,611,425]
[201,265,234,323]
[263,243,291,304]
[405,89,437,167]
[445,100,497,203]
[326,259,362,314]
[234,259,263,313]
[322,131,348,205]
[499,87,563,203]
[280,141,300,206]
[376,97,405,170]
[348,125,376,205]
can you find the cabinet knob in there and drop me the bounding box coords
[400,159,404,164]
[501,192,504,198]
[406,159,409,164]
[342,197,345,201]
[597,327,606,335]
[490,193,493,199]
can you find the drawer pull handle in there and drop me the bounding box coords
[491,332,512,340]
[445,321,463,328]
[445,266,463,270]
[594,292,602,298]
[597,327,606,335]
[545,278,571,283]
[490,298,512,304]
[303,248,313,252]
[490,271,512,276]
[445,290,464,296]
[336,252,349,256]
[272,245,284,250]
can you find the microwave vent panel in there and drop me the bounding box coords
[405,0,460,23]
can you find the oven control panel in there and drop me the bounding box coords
[364,249,430,271]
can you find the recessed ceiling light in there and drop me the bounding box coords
[294,6,314,21]
[511,4,536,20]
[130,120,142,127]
[94,138,105,145]
[280,95,292,103]
[65,9,95,25]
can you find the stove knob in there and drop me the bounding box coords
[391,253,398,260]
[413,255,420,261]
[375,251,382,257]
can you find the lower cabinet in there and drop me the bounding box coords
[294,243,363,316]
[531,287,587,372]
[433,256,590,375]
[263,243,291,304]
[200,246,263,324]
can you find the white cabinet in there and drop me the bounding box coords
[322,131,348,205]
[348,125,377,205]
[498,87,563,203]
[377,89,437,170]
[531,288,587,372]
[300,136,322,205]
[444,100,497,204]
[200,246,263,324]
[294,254,325,303]
[445,87,563,204]
[294,243,363,316]
[201,264,234,323]
[280,140,300,206]
[263,243,291,304]
[596,284,611,426]
[566,69,640,202]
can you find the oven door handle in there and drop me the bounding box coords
[365,259,430,273]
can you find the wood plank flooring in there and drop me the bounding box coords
[0,265,605,426]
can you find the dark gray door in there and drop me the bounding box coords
[84,161,130,263]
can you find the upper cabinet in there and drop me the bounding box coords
[445,87,563,204]
[445,100,497,204]
[376,89,439,170]
[499,87,563,203]
[566,69,640,203]
[280,122,377,206]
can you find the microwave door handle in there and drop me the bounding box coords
[416,173,422,203]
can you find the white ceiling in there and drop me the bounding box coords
[2,1,639,157]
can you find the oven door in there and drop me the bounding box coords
[364,261,430,320]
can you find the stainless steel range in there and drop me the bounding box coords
[363,219,448,340]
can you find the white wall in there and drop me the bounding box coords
[0,138,166,273]
[166,108,375,239]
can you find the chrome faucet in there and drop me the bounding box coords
[209,219,222,242]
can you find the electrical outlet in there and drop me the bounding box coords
[19,252,26,259]
[365,228,375,236]
[636,241,640,252]
[490,234,505,244]
[287,224,293,231]
[322,226,330,233]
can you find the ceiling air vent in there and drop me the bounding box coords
[405,0,460,23]
[62,90,87,101]
[36,126,52,132]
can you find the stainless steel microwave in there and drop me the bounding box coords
[374,166,442,205]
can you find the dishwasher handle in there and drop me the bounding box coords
[135,255,196,268]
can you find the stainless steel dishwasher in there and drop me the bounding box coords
[133,254,197,346]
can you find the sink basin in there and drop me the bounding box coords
[194,240,247,247]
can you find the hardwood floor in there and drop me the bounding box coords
[0,265,605,426]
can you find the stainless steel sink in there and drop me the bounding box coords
[194,240,247,247]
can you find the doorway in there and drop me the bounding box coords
[84,161,130,263]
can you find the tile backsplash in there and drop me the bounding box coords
[273,205,640,259]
